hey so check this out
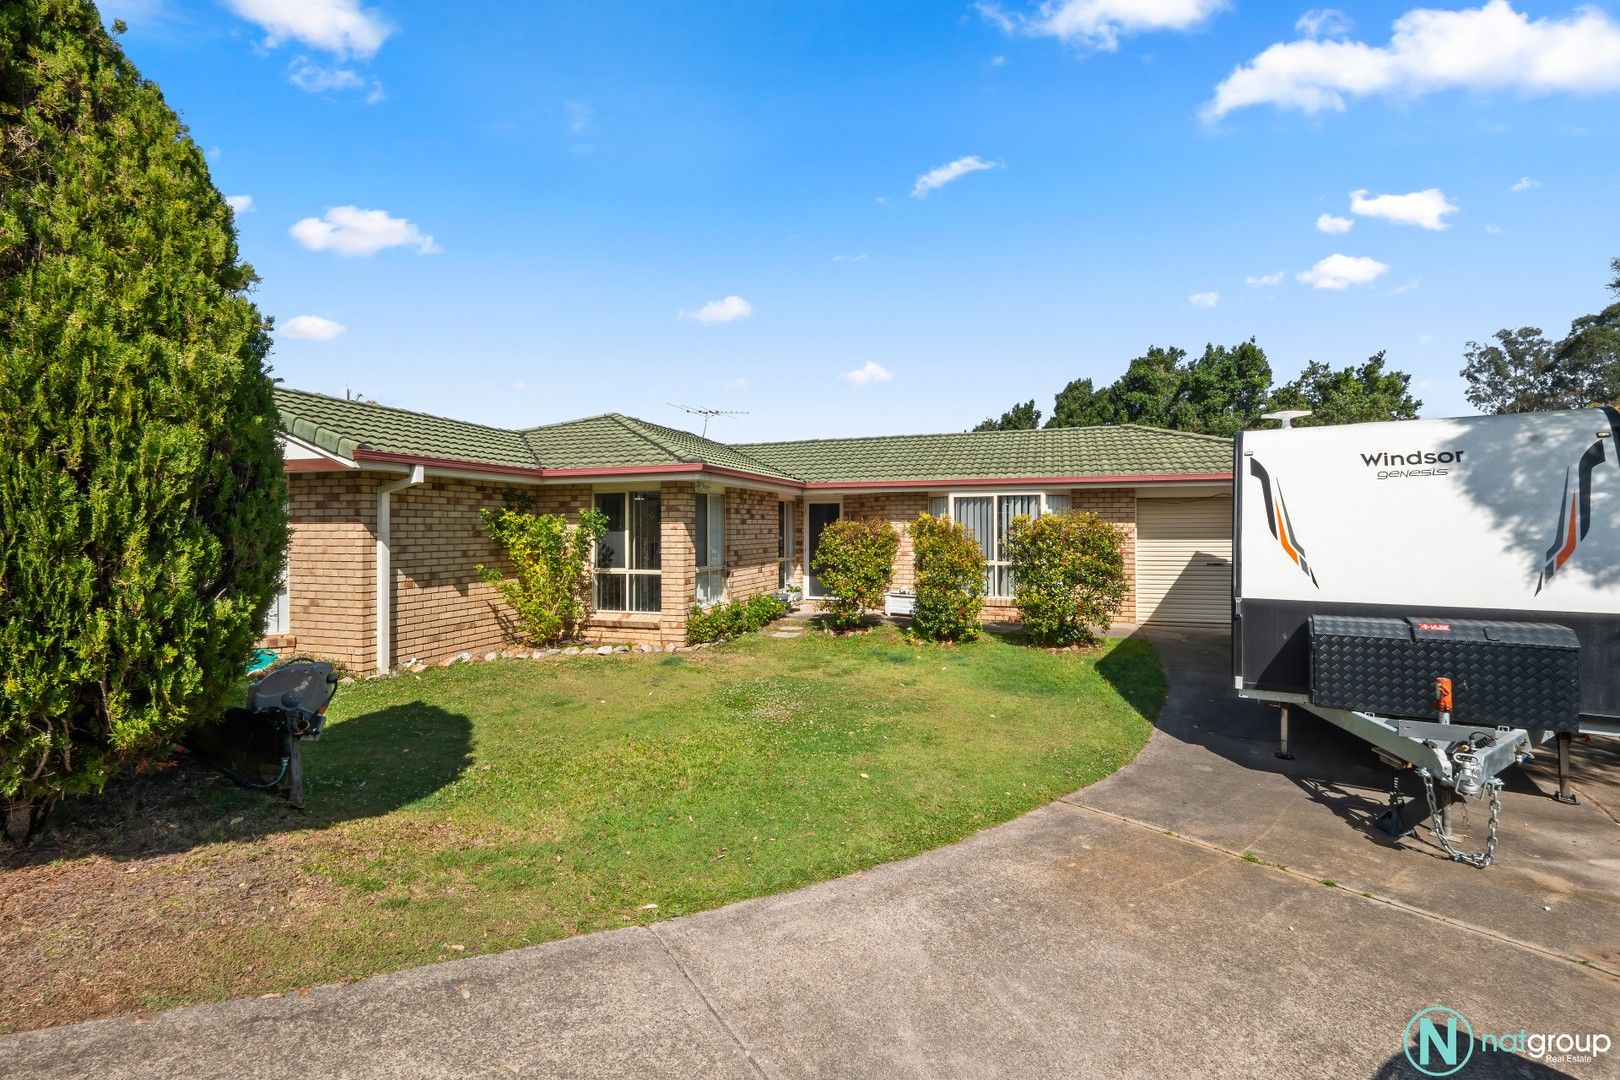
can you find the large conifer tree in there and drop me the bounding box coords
[0,1,286,838]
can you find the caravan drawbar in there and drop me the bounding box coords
[1232,407,1620,867]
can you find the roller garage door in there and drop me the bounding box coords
[1136,495,1232,625]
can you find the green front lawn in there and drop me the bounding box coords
[3,627,1163,1031]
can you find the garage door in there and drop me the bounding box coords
[1136,496,1232,625]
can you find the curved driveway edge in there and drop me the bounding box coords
[6,629,1617,1079]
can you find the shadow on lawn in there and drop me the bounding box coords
[1092,635,1170,724]
[5,703,472,867]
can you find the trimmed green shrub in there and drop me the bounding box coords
[810,518,900,631]
[1003,512,1127,647]
[476,506,608,646]
[0,3,287,839]
[687,593,788,644]
[908,513,985,642]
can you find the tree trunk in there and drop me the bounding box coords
[4,798,41,844]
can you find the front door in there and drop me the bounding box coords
[806,502,841,597]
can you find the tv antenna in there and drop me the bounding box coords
[668,402,749,438]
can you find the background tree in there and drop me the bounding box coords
[1104,346,1185,428]
[1462,258,1620,412]
[1046,376,1116,428]
[1268,352,1421,426]
[973,399,1041,432]
[0,2,286,839]
[1171,339,1273,436]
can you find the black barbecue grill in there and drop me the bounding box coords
[183,660,339,806]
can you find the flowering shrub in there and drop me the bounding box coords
[810,518,899,631]
[687,594,788,644]
[907,514,985,642]
[476,505,608,645]
[1003,511,1126,647]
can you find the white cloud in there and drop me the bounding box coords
[281,314,346,340]
[911,155,1001,198]
[225,194,254,213]
[1188,291,1221,309]
[1296,8,1352,38]
[978,0,1228,51]
[1349,187,1457,229]
[831,253,870,263]
[990,54,1008,67]
[1386,280,1420,295]
[565,100,594,136]
[225,0,390,59]
[290,206,439,256]
[1485,223,1503,234]
[1203,1,1620,121]
[1511,175,1541,191]
[680,295,754,325]
[1245,271,1285,286]
[1298,253,1390,290]
[1316,212,1354,233]
[289,59,384,101]
[839,360,894,385]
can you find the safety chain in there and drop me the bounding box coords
[1416,768,1503,869]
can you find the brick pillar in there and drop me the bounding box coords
[661,482,697,637]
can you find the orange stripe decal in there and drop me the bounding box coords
[1276,504,1299,565]
[1555,492,1579,568]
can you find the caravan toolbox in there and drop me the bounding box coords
[1309,616,1581,732]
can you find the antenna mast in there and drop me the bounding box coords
[667,402,749,438]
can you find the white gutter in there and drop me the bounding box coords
[375,465,425,673]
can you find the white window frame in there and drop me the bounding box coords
[594,489,663,614]
[264,560,290,636]
[928,491,1071,599]
[777,500,795,591]
[694,490,726,608]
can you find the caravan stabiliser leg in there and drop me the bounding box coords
[1554,732,1579,805]
[1274,704,1295,761]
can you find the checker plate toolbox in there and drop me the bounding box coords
[1309,616,1581,732]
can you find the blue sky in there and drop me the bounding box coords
[104,0,1620,441]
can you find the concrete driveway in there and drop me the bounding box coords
[7,629,1618,1078]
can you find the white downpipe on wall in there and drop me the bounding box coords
[375,465,425,673]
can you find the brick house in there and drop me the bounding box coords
[268,388,1234,674]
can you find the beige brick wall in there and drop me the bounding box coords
[282,473,704,673]
[284,472,377,673]
[278,471,1141,670]
[722,487,788,602]
[391,479,595,667]
[841,491,928,592]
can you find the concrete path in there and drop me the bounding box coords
[6,629,1618,1079]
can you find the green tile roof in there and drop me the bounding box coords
[520,413,801,480]
[275,386,540,469]
[734,425,1233,483]
[275,387,1231,484]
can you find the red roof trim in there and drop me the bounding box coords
[802,472,1232,490]
[348,449,1229,489]
[352,448,545,476]
[351,449,800,488]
